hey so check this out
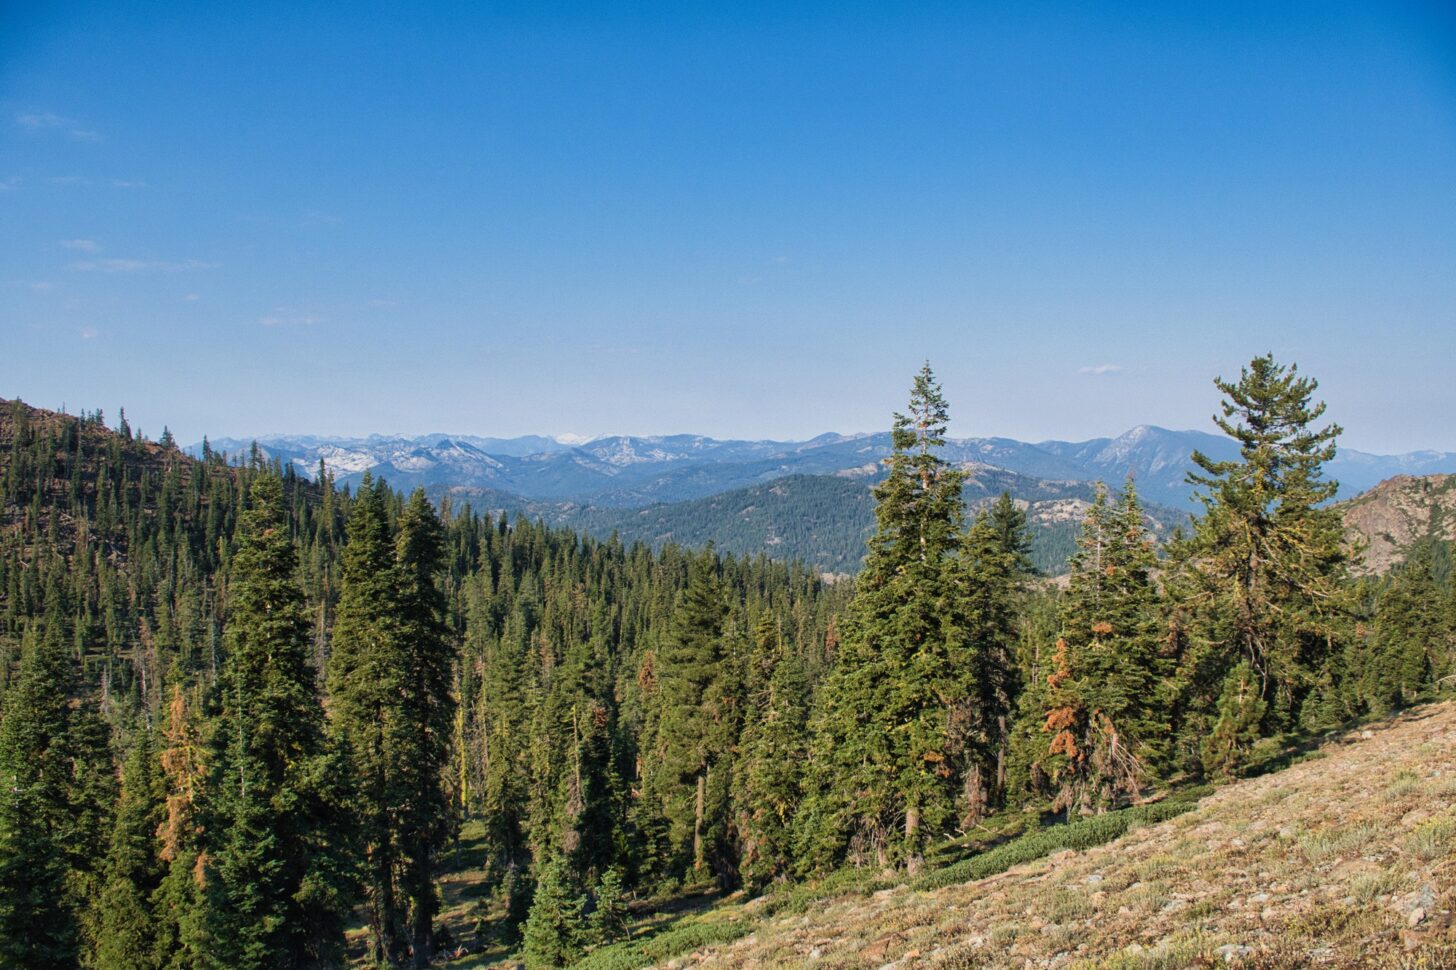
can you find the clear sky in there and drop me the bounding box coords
[3,1,1454,451]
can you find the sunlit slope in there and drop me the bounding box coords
[667,704,1456,969]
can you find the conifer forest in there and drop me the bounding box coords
[1,355,1452,968]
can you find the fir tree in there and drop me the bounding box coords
[1201,662,1267,777]
[521,851,585,969]
[327,475,408,964]
[1363,539,1454,713]
[152,685,208,970]
[588,864,630,946]
[950,509,1022,824]
[96,730,167,970]
[800,364,973,874]
[1040,481,1168,814]
[641,551,735,883]
[0,613,84,967]
[392,488,457,968]
[1173,355,1349,756]
[733,613,808,893]
[201,474,355,969]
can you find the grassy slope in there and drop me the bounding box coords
[672,703,1456,969]
[427,702,1456,969]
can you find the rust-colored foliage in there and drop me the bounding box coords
[158,685,205,864]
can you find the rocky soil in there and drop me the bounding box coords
[658,703,1456,969]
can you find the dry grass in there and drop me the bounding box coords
[656,702,1456,969]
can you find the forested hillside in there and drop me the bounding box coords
[544,470,1188,576]
[1,354,1453,969]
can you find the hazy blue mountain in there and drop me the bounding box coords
[437,468,1190,575]
[194,427,1456,513]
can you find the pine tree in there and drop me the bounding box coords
[1362,539,1454,713]
[733,613,808,893]
[641,551,735,884]
[1201,662,1266,777]
[521,851,585,969]
[95,729,167,970]
[327,474,408,964]
[987,492,1036,576]
[1040,481,1168,814]
[1174,355,1349,753]
[950,509,1022,824]
[392,488,457,968]
[800,364,973,873]
[201,474,355,969]
[588,864,630,946]
[152,685,208,970]
[0,613,84,967]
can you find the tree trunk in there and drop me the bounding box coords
[904,804,922,876]
[693,772,707,873]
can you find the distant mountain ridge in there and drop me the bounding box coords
[197,426,1456,512]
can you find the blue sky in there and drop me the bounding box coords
[2,1,1454,451]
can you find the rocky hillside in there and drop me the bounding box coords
[643,702,1456,969]
[1342,474,1456,574]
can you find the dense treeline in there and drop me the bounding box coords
[1,354,1453,968]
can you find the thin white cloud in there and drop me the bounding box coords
[71,258,218,273]
[79,326,99,340]
[182,293,200,302]
[16,112,103,142]
[0,176,20,191]
[111,179,146,189]
[1078,363,1123,376]
[29,281,55,292]
[60,239,101,252]
[17,112,67,129]
[49,176,91,186]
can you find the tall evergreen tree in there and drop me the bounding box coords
[327,475,408,964]
[1172,355,1349,754]
[1040,481,1168,814]
[521,851,585,970]
[153,685,209,970]
[949,509,1022,824]
[0,612,85,967]
[96,730,167,970]
[800,364,974,874]
[640,551,737,884]
[733,613,808,893]
[1360,538,1455,713]
[392,488,457,968]
[201,474,355,969]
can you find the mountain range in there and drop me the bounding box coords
[198,426,1456,510]
[196,426,1456,573]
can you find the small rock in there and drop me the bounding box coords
[1401,808,1432,828]
[1278,825,1297,840]
[1085,874,1103,885]
[1162,898,1188,914]
[1217,943,1253,962]
[1409,907,1427,927]
[808,946,822,959]
[1248,892,1271,904]
[1361,729,1374,739]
